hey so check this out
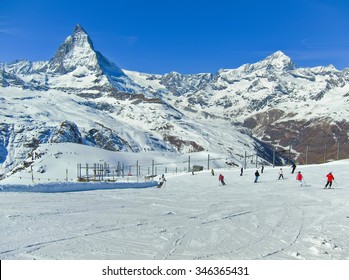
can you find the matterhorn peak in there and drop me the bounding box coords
[46,24,125,80]
[71,24,94,48]
[47,24,97,74]
[74,24,87,34]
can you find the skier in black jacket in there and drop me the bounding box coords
[254,170,260,183]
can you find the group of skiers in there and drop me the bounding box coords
[157,163,336,189]
[217,163,335,189]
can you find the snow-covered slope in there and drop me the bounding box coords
[0,143,232,185]
[1,143,348,260]
[1,85,269,174]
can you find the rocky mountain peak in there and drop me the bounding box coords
[47,24,124,79]
[74,24,87,34]
[235,51,296,74]
[262,51,296,71]
[47,24,96,74]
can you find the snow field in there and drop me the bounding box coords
[0,159,348,260]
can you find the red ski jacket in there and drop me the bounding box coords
[326,173,334,182]
[296,173,303,181]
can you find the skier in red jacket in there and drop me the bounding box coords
[219,174,226,185]
[296,171,304,186]
[324,172,335,189]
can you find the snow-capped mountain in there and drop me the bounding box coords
[1,24,152,97]
[127,51,349,163]
[1,24,349,174]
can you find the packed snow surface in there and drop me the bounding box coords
[0,145,348,260]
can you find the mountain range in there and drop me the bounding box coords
[1,24,349,174]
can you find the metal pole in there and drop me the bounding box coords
[305,145,309,165]
[337,142,340,160]
[188,155,191,173]
[86,163,89,181]
[77,163,80,180]
[31,165,34,184]
[273,150,275,168]
[324,143,327,163]
[288,145,291,165]
[207,154,210,170]
[93,163,96,180]
[244,151,247,169]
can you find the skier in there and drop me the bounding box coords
[278,168,284,180]
[296,171,304,186]
[291,163,297,174]
[219,174,226,185]
[157,174,166,188]
[261,165,264,173]
[240,167,244,176]
[211,169,215,176]
[254,170,260,183]
[324,172,335,189]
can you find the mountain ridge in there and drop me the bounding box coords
[1,24,349,174]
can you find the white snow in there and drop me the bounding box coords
[0,143,348,260]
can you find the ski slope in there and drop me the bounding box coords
[0,148,348,260]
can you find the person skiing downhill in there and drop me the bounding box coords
[219,174,226,185]
[278,168,284,180]
[324,172,335,189]
[254,170,260,183]
[157,174,166,188]
[291,163,297,174]
[296,171,304,186]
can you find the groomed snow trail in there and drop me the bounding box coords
[1,161,348,260]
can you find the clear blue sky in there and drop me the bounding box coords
[1,0,349,74]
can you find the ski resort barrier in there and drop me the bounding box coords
[75,155,235,183]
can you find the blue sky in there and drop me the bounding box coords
[1,0,349,74]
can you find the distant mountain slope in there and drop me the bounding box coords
[126,52,349,163]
